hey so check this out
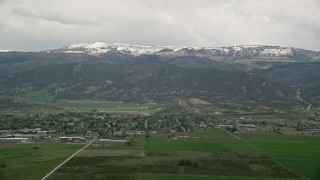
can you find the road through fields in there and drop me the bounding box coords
[41,137,97,180]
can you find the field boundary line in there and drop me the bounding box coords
[41,137,97,180]
[223,129,306,180]
[222,128,261,152]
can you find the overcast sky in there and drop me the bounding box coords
[0,0,319,51]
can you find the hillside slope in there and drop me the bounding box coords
[0,43,319,110]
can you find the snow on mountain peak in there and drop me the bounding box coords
[63,42,183,56]
[61,42,295,57]
[261,47,293,56]
[68,43,91,49]
[211,45,294,57]
[85,42,108,49]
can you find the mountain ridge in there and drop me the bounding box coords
[52,42,320,59]
[0,42,319,111]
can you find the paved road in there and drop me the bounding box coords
[41,137,97,180]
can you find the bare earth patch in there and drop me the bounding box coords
[0,144,11,149]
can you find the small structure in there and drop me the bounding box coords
[173,136,199,140]
[37,131,48,134]
[98,139,128,143]
[218,124,233,128]
[59,136,86,143]
[0,137,28,142]
[0,130,9,135]
[242,124,256,128]
[18,128,41,134]
[199,124,207,128]
[4,134,38,139]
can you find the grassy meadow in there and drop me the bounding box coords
[2,129,316,179]
[139,174,296,180]
[147,129,255,153]
[48,129,299,180]
[0,94,164,114]
[0,142,83,180]
[239,132,320,180]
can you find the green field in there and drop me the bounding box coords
[47,129,298,180]
[35,99,162,113]
[88,136,147,151]
[239,132,320,180]
[0,142,83,180]
[140,174,295,180]
[0,95,164,114]
[147,129,255,153]
[2,129,313,180]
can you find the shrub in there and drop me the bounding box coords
[125,141,133,146]
[177,159,200,167]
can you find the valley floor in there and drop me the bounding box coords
[3,128,319,180]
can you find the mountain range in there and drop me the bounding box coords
[1,42,319,111]
[56,42,318,58]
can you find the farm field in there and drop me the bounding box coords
[139,174,296,180]
[0,95,164,114]
[239,132,320,180]
[147,129,255,153]
[37,99,163,113]
[0,142,83,180]
[48,129,299,180]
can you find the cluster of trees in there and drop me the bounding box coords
[0,112,218,135]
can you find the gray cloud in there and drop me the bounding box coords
[0,0,319,51]
[12,8,102,26]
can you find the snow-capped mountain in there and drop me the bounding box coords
[55,42,313,58]
[210,46,294,57]
[57,42,182,56]
[1,42,320,106]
